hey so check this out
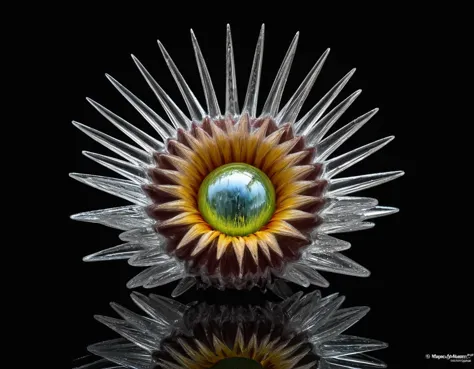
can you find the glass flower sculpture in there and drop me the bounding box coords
[76,290,387,369]
[70,25,403,295]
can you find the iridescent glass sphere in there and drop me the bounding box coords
[198,163,276,236]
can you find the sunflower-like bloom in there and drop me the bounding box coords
[70,25,403,294]
[76,291,387,369]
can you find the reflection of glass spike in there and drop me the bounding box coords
[75,290,387,368]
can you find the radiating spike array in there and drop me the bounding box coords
[71,26,402,294]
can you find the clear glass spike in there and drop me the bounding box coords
[318,221,375,234]
[132,55,191,130]
[319,335,388,358]
[190,29,221,118]
[157,40,206,122]
[362,206,399,220]
[293,262,330,287]
[324,136,395,179]
[87,339,150,369]
[295,69,356,134]
[329,171,404,196]
[105,74,175,139]
[128,249,172,267]
[261,32,299,117]
[69,173,150,205]
[304,90,362,146]
[242,24,265,118]
[86,98,164,152]
[276,48,330,125]
[172,276,197,297]
[306,252,370,277]
[93,315,158,352]
[317,108,379,161]
[72,121,152,165]
[83,243,149,262]
[311,306,370,343]
[326,353,387,368]
[72,205,151,231]
[323,197,378,215]
[225,24,239,117]
[82,151,148,184]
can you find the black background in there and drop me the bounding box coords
[54,7,470,369]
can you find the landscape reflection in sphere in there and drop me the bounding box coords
[198,163,276,236]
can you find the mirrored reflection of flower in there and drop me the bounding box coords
[75,291,387,369]
[70,25,403,294]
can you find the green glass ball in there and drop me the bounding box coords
[198,163,276,236]
[210,358,264,369]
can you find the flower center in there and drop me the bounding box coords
[210,358,264,369]
[198,163,276,237]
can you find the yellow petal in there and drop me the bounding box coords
[191,230,220,256]
[164,346,196,368]
[160,212,203,228]
[194,126,222,168]
[149,199,196,213]
[278,195,321,210]
[272,165,317,189]
[244,235,259,265]
[231,236,246,273]
[266,220,307,240]
[176,223,209,249]
[233,326,245,354]
[261,137,301,173]
[216,234,232,260]
[210,122,232,164]
[155,184,196,203]
[160,154,204,182]
[256,238,272,262]
[277,180,318,200]
[273,209,315,222]
[255,231,283,257]
[253,126,286,168]
[194,338,216,361]
[266,150,309,178]
[213,334,234,356]
[180,129,216,172]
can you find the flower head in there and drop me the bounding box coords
[76,291,387,369]
[71,25,403,294]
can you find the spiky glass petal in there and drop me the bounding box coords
[71,25,403,293]
[75,291,387,369]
